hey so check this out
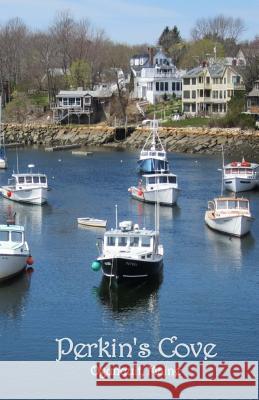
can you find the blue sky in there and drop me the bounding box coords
[0,0,258,44]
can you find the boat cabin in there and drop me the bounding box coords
[142,173,177,187]
[0,225,25,245]
[140,149,166,160]
[9,174,48,189]
[224,162,258,176]
[103,221,158,256]
[208,198,250,213]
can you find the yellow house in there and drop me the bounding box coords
[182,64,245,116]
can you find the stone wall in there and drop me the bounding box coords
[3,123,259,156]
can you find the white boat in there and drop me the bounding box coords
[0,96,7,169]
[92,220,163,283]
[77,218,107,228]
[129,173,179,206]
[0,223,32,281]
[205,197,254,237]
[137,119,169,173]
[0,164,48,205]
[223,159,259,192]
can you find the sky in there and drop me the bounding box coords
[0,0,258,44]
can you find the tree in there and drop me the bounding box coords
[68,59,91,89]
[179,39,225,69]
[191,15,245,43]
[158,26,181,52]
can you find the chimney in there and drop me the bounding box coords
[148,47,154,67]
[202,61,207,68]
[232,58,237,66]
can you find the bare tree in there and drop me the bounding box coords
[191,15,245,43]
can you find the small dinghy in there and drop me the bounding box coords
[205,197,254,237]
[77,218,107,228]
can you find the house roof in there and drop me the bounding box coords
[131,53,149,60]
[56,88,113,98]
[183,63,243,79]
[183,66,204,78]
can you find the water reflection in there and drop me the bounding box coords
[94,274,163,315]
[205,227,255,269]
[129,199,181,226]
[0,272,31,319]
[1,199,52,234]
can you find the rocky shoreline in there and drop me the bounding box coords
[3,123,259,157]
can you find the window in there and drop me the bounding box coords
[26,176,32,183]
[183,104,190,112]
[228,201,237,209]
[40,176,46,183]
[206,77,210,84]
[130,237,139,247]
[183,91,190,99]
[63,98,68,106]
[76,98,81,106]
[160,82,164,91]
[219,91,223,99]
[224,78,226,84]
[169,176,176,183]
[0,231,9,241]
[118,237,127,247]
[217,200,228,209]
[148,177,156,184]
[147,82,153,90]
[33,176,39,183]
[172,82,176,91]
[69,98,75,105]
[199,90,204,97]
[165,82,168,91]
[141,236,151,247]
[199,76,203,84]
[192,78,196,85]
[192,104,196,112]
[192,90,196,99]
[156,82,159,91]
[239,201,248,209]
[18,177,24,184]
[176,82,181,91]
[159,176,167,183]
[11,231,23,242]
[107,236,116,246]
[183,78,190,85]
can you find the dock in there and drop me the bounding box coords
[45,144,81,152]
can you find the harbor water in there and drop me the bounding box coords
[0,148,258,361]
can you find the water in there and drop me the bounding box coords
[0,148,258,361]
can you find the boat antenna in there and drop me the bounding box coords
[115,204,118,229]
[221,145,224,196]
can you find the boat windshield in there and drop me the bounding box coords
[0,231,9,241]
[216,200,228,209]
[141,236,151,247]
[130,237,139,247]
[11,231,23,242]
[107,236,116,246]
[239,200,249,209]
[225,168,253,174]
[216,200,249,210]
[40,176,47,183]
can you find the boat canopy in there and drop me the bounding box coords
[0,225,25,243]
[143,174,177,184]
[11,174,47,185]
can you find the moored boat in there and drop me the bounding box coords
[137,119,169,173]
[0,223,32,281]
[0,165,48,205]
[77,217,107,228]
[205,197,254,237]
[223,159,259,192]
[92,220,163,283]
[129,172,179,206]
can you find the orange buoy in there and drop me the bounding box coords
[138,189,143,196]
[7,191,12,197]
[26,256,34,266]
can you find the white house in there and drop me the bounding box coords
[130,48,185,104]
[182,63,245,115]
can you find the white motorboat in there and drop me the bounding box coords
[205,197,254,237]
[77,218,107,228]
[0,164,48,205]
[0,223,32,281]
[223,159,259,192]
[92,220,163,283]
[0,96,7,169]
[128,173,179,206]
[137,119,169,173]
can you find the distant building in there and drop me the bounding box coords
[182,63,245,115]
[130,48,185,104]
[247,80,259,115]
[52,87,113,124]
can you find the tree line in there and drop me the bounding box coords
[0,11,258,108]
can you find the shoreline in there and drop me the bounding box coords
[3,123,259,157]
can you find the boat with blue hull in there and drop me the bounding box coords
[137,119,169,173]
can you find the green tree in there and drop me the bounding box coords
[68,59,91,89]
[158,26,181,52]
[179,39,225,69]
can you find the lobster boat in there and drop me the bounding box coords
[223,159,259,192]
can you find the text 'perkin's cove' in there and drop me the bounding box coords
[55,337,218,361]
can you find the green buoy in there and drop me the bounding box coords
[91,260,101,271]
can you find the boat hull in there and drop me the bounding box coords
[224,176,258,192]
[205,212,253,237]
[130,186,179,205]
[0,158,7,169]
[137,158,169,173]
[1,187,48,205]
[99,257,163,283]
[0,254,28,281]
